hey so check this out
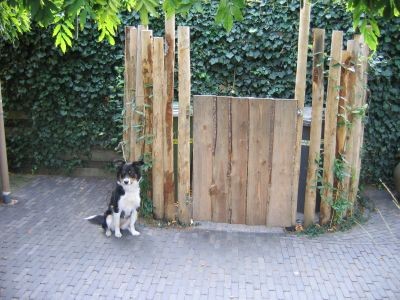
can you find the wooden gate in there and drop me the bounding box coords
[192,96,298,227]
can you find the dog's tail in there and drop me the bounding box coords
[85,215,105,226]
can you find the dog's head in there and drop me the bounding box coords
[114,160,144,186]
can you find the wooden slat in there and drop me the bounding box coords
[268,100,297,227]
[292,1,311,226]
[133,25,146,161]
[336,50,352,156]
[341,41,357,204]
[304,28,325,228]
[320,30,343,225]
[141,30,153,156]
[177,26,191,224]
[192,95,215,221]
[164,15,176,221]
[349,36,369,207]
[210,96,231,223]
[124,27,137,161]
[230,98,249,224]
[246,99,274,225]
[152,37,165,219]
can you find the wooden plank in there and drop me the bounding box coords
[177,26,191,224]
[210,96,231,223]
[192,95,215,221]
[124,26,137,161]
[320,30,343,225]
[132,25,146,161]
[341,42,357,206]
[292,1,311,226]
[152,37,165,219]
[268,100,297,227]
[349,36,369,208]
[334,50,353,216]
[304,28,325,228]
[336,50,352,156]
[230,98,249,224]
[164,15,176,221]
[141,30,153,156]
[246,99,274,226]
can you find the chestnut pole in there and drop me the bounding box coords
[292,0,311,225]
[0,82,11,204]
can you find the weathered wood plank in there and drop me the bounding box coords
[349,36,369,208]
[192,95,215,221]
[247,99,274,225]
[304,28,325,228]
[210,96,231,223]
[336,50,352,157]
[141,30,153,156]
[164,15,176,221]
[230,98,249,224]
[268,100,297,227]
[177,26,191,224]
[124,26,137,161]
[152,37,165,219]
[292,1,311,226]
[133,25,146,161]
[320,30,343,225]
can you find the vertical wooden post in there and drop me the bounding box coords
[304,28,325,228]
[164,15,176,221]
[141,30,153,156]
[341,41,356,203]
[152,37,165,219]
[133,25,146,161]
[177,26,191,224]
[336,50,352,157]
[349,36,369,207]
[292,1,311,226]
[320,30,343,225]
[0,82,11,204]
[124,26,137,161]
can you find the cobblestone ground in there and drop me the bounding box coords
[0,176,399,299]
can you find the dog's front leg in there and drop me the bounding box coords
[129,209,140,236]
[113,212,122,238]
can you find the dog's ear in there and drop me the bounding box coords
[113,159,125,170]
[132,159,144,167]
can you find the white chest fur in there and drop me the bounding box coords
[118,183,141,215]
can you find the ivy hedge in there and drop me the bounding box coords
[0,0,399,184]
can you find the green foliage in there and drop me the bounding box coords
[139,153,153,217]
[299,223,327,237]
[0,0,399,186]
[345,0,400,50]
[1,0,400,53]
[0,1,30,41]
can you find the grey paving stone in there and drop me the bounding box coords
[1,177,399,299]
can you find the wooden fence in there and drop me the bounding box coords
[303,30,369,226]
[192,96,297,226]
[123,19,192,222]
[123,21,369,227]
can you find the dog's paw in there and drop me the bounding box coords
[130,229,140,236]
[105,230,112,237]
[115,231,122,238]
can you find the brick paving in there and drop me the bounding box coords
[0,176,399,299]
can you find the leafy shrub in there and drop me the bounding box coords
[0,0,398,184]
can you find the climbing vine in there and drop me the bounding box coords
[0,0,398,185]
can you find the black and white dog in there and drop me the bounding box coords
[86,160,144,238]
